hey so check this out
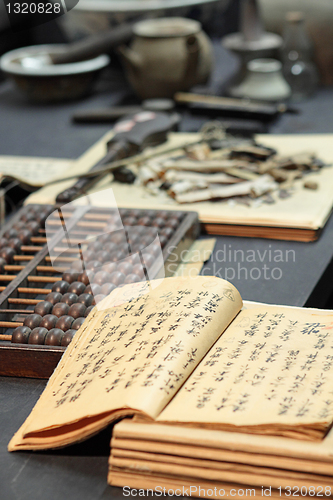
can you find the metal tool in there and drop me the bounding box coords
[72,99,175,124]
[56,111,180,204]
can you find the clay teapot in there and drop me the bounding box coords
[118,17,213,99]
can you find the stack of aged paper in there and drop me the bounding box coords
[109,421,333,498]
[27,133,333,242]
[8,277,333,497]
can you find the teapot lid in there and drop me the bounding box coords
[133,17,201,38]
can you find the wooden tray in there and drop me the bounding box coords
[0,205,199,378]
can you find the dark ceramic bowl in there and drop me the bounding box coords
[0,44,110,102]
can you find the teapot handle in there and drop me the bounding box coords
[181,34,200,90]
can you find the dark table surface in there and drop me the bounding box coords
[1,43,333,500]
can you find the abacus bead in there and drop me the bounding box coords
[156,210,169,219]
[85,305,95,317]
[0,257,6,274]
[71,317,86,330]
[4,228,17,239]
[128,209,141,218]
[68,303,86,319]
[55,315,74,332]
[68,281,86,295]
[77,293,93,307]
[52,280,69,294]
[142,253,155,269]
[100,283,116,295]
[92,294,106,306]
[144,210,157,218]
[27,220,40,235]
[82,249,95,262]
[160,227,174,238]
[40,314,58,330]
[45,292,63,305]
[45,328,65,346]
[98,233,111,244]
[71,259,84,272]
[24,313,42,329]
[109,271,126,286]
[77,270,94,285]
[88,240,102,252]
[86,260,101,270]
[110,231,126,244]
[0,237,9,249]
[61,292,78,306]
[165,218,179,229]
[52,302,69,318]
[158,234,168,248]
[61,329,76,347]
[0,247,15,264]
[34,301,53,317]
[138,216,151,226]
[110,250,126,262]
[18,229,32,245]
[132,263,145,278]
[123,216,137,226]
[85,283,101,296]
[35,211,49,227]
[124,274,141,284]
[21,212,35,222]
[29,327,48,345]
[11,326,31,344]
[148,243,161,257]
[151,217,165,228]
[93,271,111,286]
[96,250,110,263]
[104,242,117,254]
[8,238,22,252]
[62,270,79,284]
[131,254,141,265]
[104,262,117,274]
[118,261,133,275]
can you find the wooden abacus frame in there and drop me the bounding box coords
[0,205,199,379]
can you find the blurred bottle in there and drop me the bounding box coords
[281,11,319,101]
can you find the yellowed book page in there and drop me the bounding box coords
[0,156,72,187]
[110,437,333,475]
[113,419,333,462]
[84,134,333,231]
[8,276,242,451]
[158,305,333,438]
[111,448,333,482]
[109,456,333,491]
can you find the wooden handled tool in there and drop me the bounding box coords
[56,111,180,204]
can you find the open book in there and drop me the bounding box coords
[8,276,333,453]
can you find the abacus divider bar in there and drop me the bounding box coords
[0,275,61,283]
[0,287,52,294]
[20,245,43,252]
[0,309,34,314]
[5,265,67,273]
[0,334,12,341]
[13,255,34,262]
[9,298,44,305]
[0,321,23,328]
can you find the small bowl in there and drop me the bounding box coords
[0,44,110,102]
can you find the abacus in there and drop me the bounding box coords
[0,204,199,378]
